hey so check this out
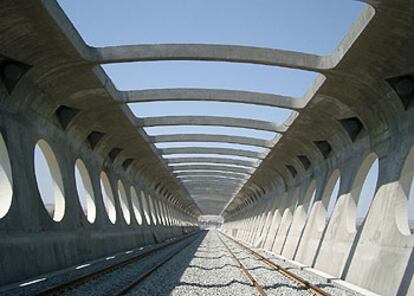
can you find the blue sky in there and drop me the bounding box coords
[30,0,400,221]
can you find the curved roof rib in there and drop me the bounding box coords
[178,175,247,182]
[171,165,254,174]
[150,134,275,149]
[136,116,286,133]
[183,178,243,185]
[89,44,331,71]
[165,157,260,168]
[175,171,249,180]
[160,147,267,159]
[118,88,304,110]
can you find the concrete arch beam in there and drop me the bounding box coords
[166,157,259,168]
[151,134,274,148]
[90,44,330,72]
[179,176,247,183]
[160,147,267,159]
[188,187,240,194]
[135,116,287,133]
[171,164,254,174]
[185,181,242,188]
[119,88,304,110]
[180,178,244,185]
[175,171,249,180]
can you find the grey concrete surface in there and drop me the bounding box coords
[0,0,412,295]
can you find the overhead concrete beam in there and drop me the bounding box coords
[165,157,260,168]
[160,147,267,159]
[175,171,249,180]
[136,116,287,133]
[180,178,244,184]
[179,175,247,182]
[188,187,239,194]
[119,88,304,110]
[170,164,254,174]
[186,184,240,191]
[150,134,275,148]
[89,44,331,72]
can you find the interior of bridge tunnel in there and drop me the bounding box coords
[0,1,414,295]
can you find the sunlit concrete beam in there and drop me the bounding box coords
[136,116,287,133]
[119,88,304,110]
[170,164,254,174]
[175,171,249,180]
[180,177,244,184]
[151,134,275,148]
[160,147,266,159]
[89,44,330,72]
[178,175,247,183]
[165,157,260,168]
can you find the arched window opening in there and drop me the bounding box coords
[326,176,341,220]
[167,205,174,226]
[148,196,157,225]
[172,209,177,226]
[320,170,341,223]
[154,199,162,225]
[354,154,379,227]
[0,133,13,219]
[74,159,96,223]
[34,140,65,222]
[168,207,173,226]
[130,186,143,225]
[398,146,414,234]
[141,191,151,225]
[117,181,131,224]
[163,203,170,226]
[100,171,116,224]
[304,181,317,214]
[158,201,166,225]
[408,173,414,233]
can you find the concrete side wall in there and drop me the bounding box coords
[223,114,414,296]
[0,81,198,286]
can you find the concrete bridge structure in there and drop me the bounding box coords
[0,1,413,295]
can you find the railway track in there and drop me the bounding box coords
[218,231,330,296]
[35,231,201,296]
[217,232,268,296]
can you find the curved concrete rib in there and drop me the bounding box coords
[185,182,242,189]
[178,175,247,182]
[171,165,254,174]
[179,175,243,186]
[119,88,304,110]
[166,157,260,168]
[175,171,249,180]
[188,190,239,196]
[185,187,242,195]
[186,184,241,191]
[160,147,266,159]
[150,134,274,148]
[175,170,248,177]
[191,193,237,199]
[90,44,330,72]
[136,116,286,133]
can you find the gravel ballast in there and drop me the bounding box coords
[127,230,257,296]
[1,230,368,296]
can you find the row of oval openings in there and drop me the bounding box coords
[302,156,378,226]
[0,136,190,225]
[0,134,413,231]
[245,153,414,233]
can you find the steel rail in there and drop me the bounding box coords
[217,232,267,296]
[219,231,330,296]
[36,231,200,295]
[115,234,201,295]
